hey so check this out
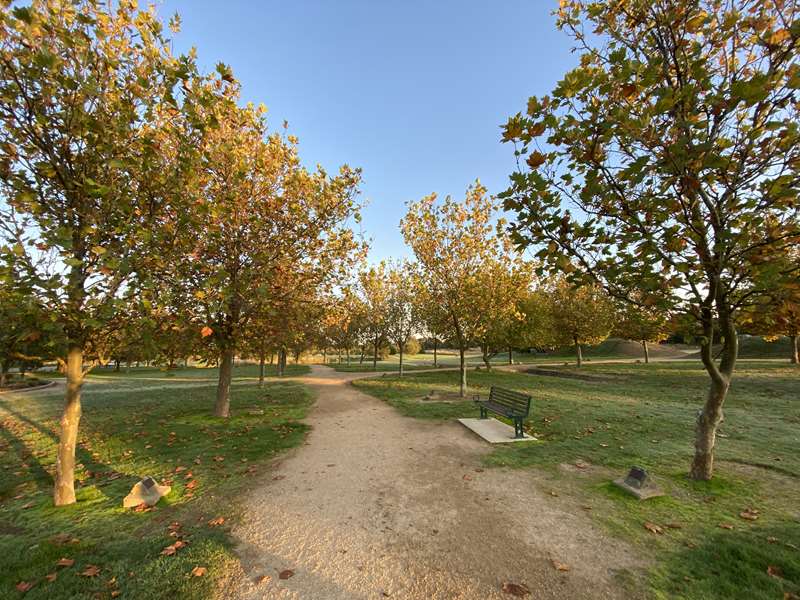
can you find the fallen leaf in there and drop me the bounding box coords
[15,581,34,592]
[191,566,207,577]
[255,574,271,585]
[501,581,530,596]
[574,460,589,469]
[549,491,559,497]
[551,559,570,571]
[185,480,197,490]
[45,573,57,582]
[81,565,101,577]
[767,537,779,544]
[56,557,75,567]
[644,522,663,535]
[161,545,177,556]
[767,565,783,578]
[462,474,473,481]
[719,523,734,530]
[111,591,122,598]
[739,509,759,521]
[279,569,294,580]
[208,517,225,526]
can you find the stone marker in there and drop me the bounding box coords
[123,476,171,508]
[613,466,664,500]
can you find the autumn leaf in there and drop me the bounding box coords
[279,569,295,580]
[767,565,783,578]
[526,151,546,169]
[643,522,663,534]
[45,573,57,582]
[255,574,271,585]
[208,517,225,526]
[501,581,530,596]
[185,480,197,490]
[769,29,791,46]
[111,591,122,598]
[551,559,570,571]
[191,566,207,577]
[81,565,101,577]
[739,509,759,521]
[719,523,734,530]
[200,326,213,338]
[56,557,75,567]
[16,581,34,592]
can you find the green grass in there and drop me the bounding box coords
[353,360,800,600]
[0,380,314,599]
[43,363,311,391]
[328,361,436,373]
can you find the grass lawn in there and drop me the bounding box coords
[353,360,800,600]
[43,363,311,391]
[0,379,314,599]
[327,361,436,373]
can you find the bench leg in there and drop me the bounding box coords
[479,406,487,419]
[514,419,524,439]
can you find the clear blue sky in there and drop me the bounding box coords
[161,0,576,263]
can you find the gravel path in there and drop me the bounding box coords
[223,365,645,600]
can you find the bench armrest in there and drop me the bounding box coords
[472,394,482,403]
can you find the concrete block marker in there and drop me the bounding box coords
[457,417,537,444]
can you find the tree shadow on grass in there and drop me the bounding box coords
[0,400,133,499]
[653,521,800,599]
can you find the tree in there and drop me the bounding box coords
[413,282,450,367]
[402,181,516,396]
[743,246,800,364]
[548,279,615,366]
[159,79,363,417]
[501,1,800,479]
[614,301,671,364]
[383,261,418,376]
[327,287,367,365]
[357,265,389,370]
[472,258,532,369]
[0,259,48,385]
[0,1,194,505]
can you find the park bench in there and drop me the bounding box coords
[474,386,531,439]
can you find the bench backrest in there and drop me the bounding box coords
[488,386,531,415]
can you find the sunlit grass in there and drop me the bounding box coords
[0,381,314,599]
[353,360,800,600]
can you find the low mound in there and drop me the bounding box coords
[546,338,692,360]
[687,336,797,360]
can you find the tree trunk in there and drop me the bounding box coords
[433,338,438,367]
[791,334,798,364]
[258,347,266,386]
[574,336,583,367]
[399,344,404,377]
[690,374,730,480]
[642,340,650,364]
[278,347,287,377]
[0,360,9,387]
[481,344,492,370]
[690,312,738,480]
[322,348,327,365]
[372,337,378,370]
[114,359,120,372]
[459,345,467,397]
[54,345,83,506]
[346,348,350,365]
[215,348,233,418]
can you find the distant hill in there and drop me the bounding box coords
[686,335,797,360]
[543,338,692,360]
